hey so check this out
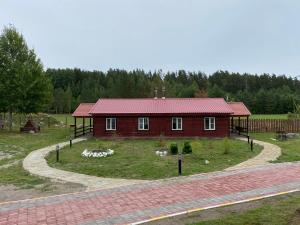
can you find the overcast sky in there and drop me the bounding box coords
[1,0,300,76]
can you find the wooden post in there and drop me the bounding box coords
[89,117,92,132]
[238,117,241,135]
[74,117,77,138]
[246,116,249,135]
[83,117,85,135]
[231,117,234,132]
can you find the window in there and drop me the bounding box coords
[172,117,182,130]
[138,117,149,130]
[204,117,215,130]
[106,118,116,130]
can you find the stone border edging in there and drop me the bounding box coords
[22,137,146,191]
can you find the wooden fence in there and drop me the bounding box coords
[74,126,93,138]
[233,119,300,133]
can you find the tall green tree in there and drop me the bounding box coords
[0,25,52,130]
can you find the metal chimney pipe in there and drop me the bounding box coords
[162,86,166,99]
[154,88,158,99]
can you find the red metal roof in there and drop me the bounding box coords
[228,102,251,116]
[89,98,233,115]
[72,103,94,117]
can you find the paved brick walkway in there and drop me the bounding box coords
[2,162,300,225]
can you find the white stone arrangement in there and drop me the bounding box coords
[82,149,114,158]
[155,150,168,157]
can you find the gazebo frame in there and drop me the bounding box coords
[73,116,93,138]
[228,102,251,137]
[72,103,95,138]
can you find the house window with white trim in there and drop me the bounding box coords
[138,117,149,130]
[106,118,116,130]
[204,117,215,130]
[172,117,182,130]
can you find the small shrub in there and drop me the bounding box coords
[182,141,192,154]
[223,137,230,154]
[170,143,178,155]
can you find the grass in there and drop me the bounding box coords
[46,138,261,180]
[51,114,74,126]
[0,128,71,188]
[191,192,300,225]
[250,114,288,120]
[51,114,86,126]
[251,132,300,162]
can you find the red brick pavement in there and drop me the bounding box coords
[1,163,300,225]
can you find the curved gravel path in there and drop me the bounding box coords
[225,137,282,171]
[23,136,282,191]
[22,138,146,191]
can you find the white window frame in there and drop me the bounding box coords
[172,117,182,130]
[138,117,149,130]
[204,117,215,131]
[106,118,116,130]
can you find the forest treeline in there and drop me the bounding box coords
[47,68,300,114]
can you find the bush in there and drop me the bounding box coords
[182,141,192,154]
[223,137,230,154]
[170,143,178,155]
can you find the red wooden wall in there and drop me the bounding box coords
[93,115,230,138]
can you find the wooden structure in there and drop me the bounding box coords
[238,119,300,133]
[228,102,251,136]
[93,114,230,138]
[20,120,40,133]
[72,98,252,138]
[72,103,94,138]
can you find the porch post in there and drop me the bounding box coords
[83,117,85,135]
[238,117,241,135]
[246,116,249,135]
[74,117,77,138]
[89,117,92,132]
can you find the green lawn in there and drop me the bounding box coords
[46,138,261,180]
[250,114,288,120]
[251,132,300,162]
[0,128,71,188]
[192,193,300,225]
[51,114,89,126]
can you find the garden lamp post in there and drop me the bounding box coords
[70,136,73,148]
[178,153,182,175]
[56,145,60,162]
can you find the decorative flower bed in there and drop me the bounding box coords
[81,149,114,158]
[155,150,168,156]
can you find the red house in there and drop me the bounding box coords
[72,98,251,138]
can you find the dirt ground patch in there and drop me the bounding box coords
[146,192,300,225]
[0,182,85,202]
